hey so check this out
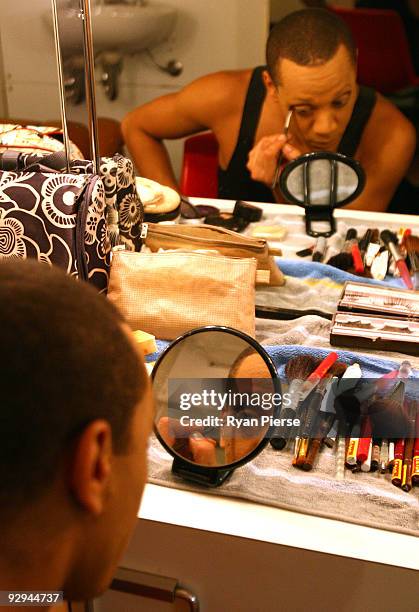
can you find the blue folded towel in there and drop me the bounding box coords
[147,340,418,381]
[265,344,418,379]
[276,258,404,288]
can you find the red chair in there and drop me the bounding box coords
[329,6,419,94]
[180,132,219,198]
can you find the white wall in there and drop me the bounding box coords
[0,0,269,177]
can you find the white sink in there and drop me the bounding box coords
[44,2,177,56]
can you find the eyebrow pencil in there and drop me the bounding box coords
[272,108,293,190]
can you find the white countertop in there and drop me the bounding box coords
[139,483,419,571]
[140,201,419,573]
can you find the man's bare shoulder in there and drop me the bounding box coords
[181,69,253,114]
[360,92,416,159]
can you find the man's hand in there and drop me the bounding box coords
[247,134,302,187]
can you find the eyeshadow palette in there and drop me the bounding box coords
[330,282,419,355]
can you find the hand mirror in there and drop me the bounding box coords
[279,151,366,237]
[151,326,280,487]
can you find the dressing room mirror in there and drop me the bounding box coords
[280,151,366,238]
[152,326,280,487]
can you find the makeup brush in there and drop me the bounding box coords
[324,232,345,263]
[370,248,389,281]
[295,377,329,467]
[364,229,381,268]
[292,353,341,459]
[327,228,356,271]
[270,354,319,450]
[294,360,347,464]
[302,377,337,471]
[335,363,362,480]
[368,381,409,441]
[271,109,293,190]
[312,236,327,262]
[380,230,414,290]
[404,235,419,290]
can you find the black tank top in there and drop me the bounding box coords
[217,66,377,202]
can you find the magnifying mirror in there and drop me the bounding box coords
[151,326,280,487]
[280,152,366,237]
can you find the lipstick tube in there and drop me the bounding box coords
[391,439,405,487]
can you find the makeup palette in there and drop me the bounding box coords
[330,282,419,355]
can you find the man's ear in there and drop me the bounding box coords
[68,420,113,516]
[262,69,279,100]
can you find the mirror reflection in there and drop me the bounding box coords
[0,2,417,214]
[152,329,278,469]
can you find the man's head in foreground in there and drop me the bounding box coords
[265,8,358,152]
[0,260,153,603]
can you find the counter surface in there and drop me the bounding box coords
[141,201,419,573]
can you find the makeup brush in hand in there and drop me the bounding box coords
[270,354,319,450]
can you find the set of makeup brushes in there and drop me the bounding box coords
[270,353,419,492]
[299,228,419,290]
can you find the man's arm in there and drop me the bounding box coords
[121,72,236,190]
[346,98,416,212]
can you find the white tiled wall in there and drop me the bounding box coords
[0,0,269,177]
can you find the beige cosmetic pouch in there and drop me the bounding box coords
[108,250,256,340]
[142,222,284,286]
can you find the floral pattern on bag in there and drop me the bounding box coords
[0,170,110,292]
[71,154,143,251]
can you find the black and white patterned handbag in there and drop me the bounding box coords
[0,152,143,293]
[0,0,143,293]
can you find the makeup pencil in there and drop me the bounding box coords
[272,109,293,190]
[391,439,405,487]
[411,408,419,486]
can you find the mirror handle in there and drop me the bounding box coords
[305,206,336,238]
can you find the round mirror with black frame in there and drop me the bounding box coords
[151,326,280,487]
[280,151,366,238]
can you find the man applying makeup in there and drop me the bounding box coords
[122,8,416,213]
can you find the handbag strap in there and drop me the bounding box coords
[0,150,69,172]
